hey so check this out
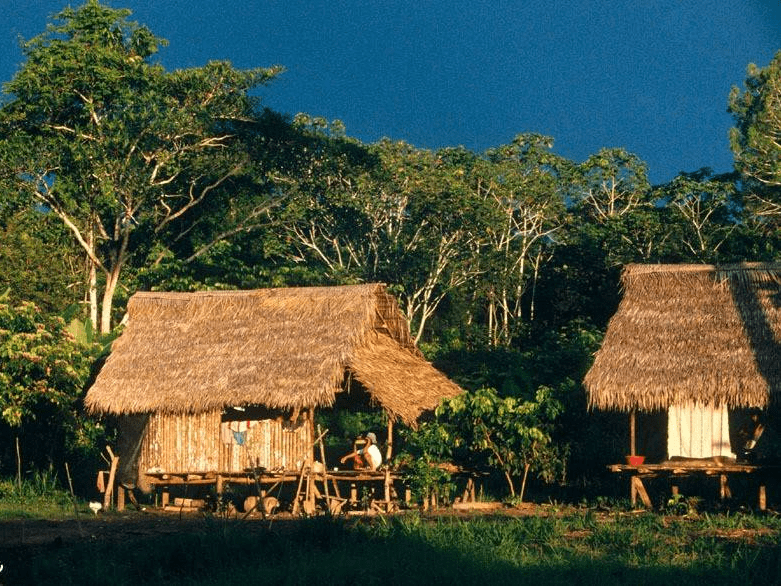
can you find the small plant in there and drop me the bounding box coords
[666,492,701,516]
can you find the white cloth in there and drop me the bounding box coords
[358,444,382,470]
[667,402,736,459]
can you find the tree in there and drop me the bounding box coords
[0,1,281,332]
[276,133,488,342]
[729,51,781,192]
[473,134,569,346]
[568,148,674,266]
[660,168,740,263]
[436,387,566,501]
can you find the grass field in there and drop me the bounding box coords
[1,502,779,585]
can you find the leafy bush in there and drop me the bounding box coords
[0,301,104,471]
[399,386,567,502]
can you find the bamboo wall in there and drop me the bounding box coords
[219,418,311,472]
[136,410,312,476]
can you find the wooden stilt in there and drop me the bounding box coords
[719,474,732,500]
[759,484,767,511]
[117,485,125,512]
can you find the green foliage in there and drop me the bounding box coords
[730,50,781,190]
[434,387,567,500]
[0,301,103,464]
[396,421,456,504]
[0,0,282,332]
[0,207,82,313]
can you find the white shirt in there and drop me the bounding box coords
[359,443,382,470]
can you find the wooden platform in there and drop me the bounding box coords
[141,467,407,512]
[608,462,777,510]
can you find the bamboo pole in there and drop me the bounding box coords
[630,409,637,456]
[103,446,119,510]
[317,424,330,503]
[15,436,22,494]
[65,463,84,537]
[385,418,394,462]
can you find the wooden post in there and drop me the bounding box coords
[117,485,126,512]
[103,446,119,510]
[384,468,391,504]
[719,474,732,500]
[759,484,767,511]
[291,465,307,515]
[630,410,636,456]
[386,418,394,462]
[316,424,330,503]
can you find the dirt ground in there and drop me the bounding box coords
[0,501,533,552]
[0,502,775,556]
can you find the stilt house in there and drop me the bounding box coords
[85,284,462,491]
[584,263,781,462]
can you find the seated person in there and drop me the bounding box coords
[739,410,781,464]
[340,432,382,470]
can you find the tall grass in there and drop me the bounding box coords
[6,510,780,585]
[0,468,74,519]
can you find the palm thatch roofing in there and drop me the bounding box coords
[585,263,781,412]
[85,284,462,427]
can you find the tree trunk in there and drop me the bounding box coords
[519,462,531,503]
[87,229,98,329]
[100,264,121,334]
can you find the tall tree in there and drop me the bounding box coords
[473,134,568,346]
[660,168,739,263]
[276,131,488,343]
[729,51,781,193]
[0,1,281,332]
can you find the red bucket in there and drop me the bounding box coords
[626,455,645,466]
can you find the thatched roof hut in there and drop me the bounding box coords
[85,284,463,489]
[585,263,781,412]
[86,283,461,427]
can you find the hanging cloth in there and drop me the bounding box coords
[667,402,736,459]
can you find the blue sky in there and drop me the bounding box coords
[2,1,780,184]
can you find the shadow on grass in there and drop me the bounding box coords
[5,513,781,585]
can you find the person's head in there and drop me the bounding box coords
[365,432,377,445]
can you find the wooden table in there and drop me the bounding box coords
[608,462,776,510]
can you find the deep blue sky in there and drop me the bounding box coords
[2,1,780,184]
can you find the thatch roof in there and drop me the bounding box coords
[85,284,462,426]
[585,263,781,412]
